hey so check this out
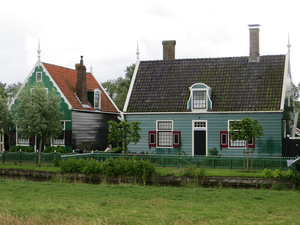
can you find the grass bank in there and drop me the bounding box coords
[0,178,299,224]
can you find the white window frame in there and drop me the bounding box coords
[16,126,29,146]
[228,120,246,148]
[52,121,65,146]
[36,72,42,82]
[193,90,206,109]
[156,120,173,148]
[30,88,48,95]
[94,89,101,110]
[188,83,212,112]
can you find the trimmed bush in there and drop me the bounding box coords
[43,146,67,153]
[60,157,156,177]
[9,146,34,153]
[262,169,272,178]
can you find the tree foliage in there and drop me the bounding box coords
[230,117,264,171]
[14,82,64,166]
[102,63,135,111]
[0,97,12,135]
[108,120,141,158]
[0,82,22,100]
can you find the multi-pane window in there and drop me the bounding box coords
[36,72,42,82]
[194,121,206,128]
[229,121,245,147]
[157,121,172,147]
[17,132,29,145]
[94,91,100,109]
[52,122,65,145]
[193,91,206,109]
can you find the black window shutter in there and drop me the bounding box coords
[65,130,72,146]
[10,130,16,146]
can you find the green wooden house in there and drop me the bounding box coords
[8,53,119,152]
[123,25,296,156]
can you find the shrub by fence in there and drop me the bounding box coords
[60,156,156,177]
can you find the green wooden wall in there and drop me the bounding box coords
[12,65,72,122]
[125,112,283,156]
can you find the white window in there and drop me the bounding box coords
[94,89,101,109]
[188,83,212,111]
[229,120,245,147]
[36,72,42,82]
[193,91,206,109]
[17,131,29,145]
[52,121,65,145]
[157,121,173,147]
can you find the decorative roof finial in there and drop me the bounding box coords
[287,32,291,53]
[136,40,140,60]
[37,39,41,60]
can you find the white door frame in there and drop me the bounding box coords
[192,120,207,156]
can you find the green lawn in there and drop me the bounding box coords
[0,178,299,224]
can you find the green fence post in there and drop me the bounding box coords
[19,152,21,165]
[230,159,232,170]
[2,151,4,164]
[212,158,215,169]
[178,158,180,169]
[263,159,265,169]
[163,157,165,168]
[36,152,38,165]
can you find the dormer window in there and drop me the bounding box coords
[94,89,101,109]
[36,72,42,82]
[193,91,206,109]
[187,83,212,111]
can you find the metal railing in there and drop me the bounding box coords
[0,151,62,165]
[0,151,297,170]
[61,152,297,170]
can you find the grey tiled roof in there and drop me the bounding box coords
[126,55,286,112]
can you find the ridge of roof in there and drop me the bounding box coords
[138,54,285,63]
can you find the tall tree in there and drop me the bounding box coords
[230,117,264,172]
[102,63,135,111]
[107,119,141,159]
[14,83,63,166]
[0,97,12,135]
[0,82,22,101]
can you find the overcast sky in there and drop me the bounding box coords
[1,0,299,87]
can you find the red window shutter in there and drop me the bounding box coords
[173,131,181,147]
[220,131,228,148]
[248,138,255,148]
[148,131,156,147]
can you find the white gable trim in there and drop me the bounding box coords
[123,60,140,112]
[98,82,120,113]
[40,62,73,110]
[9,60,73,110]
[9,60,40,110]
[280,52,290,110]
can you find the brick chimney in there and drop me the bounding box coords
[75,56,89,105]
[162,40,176,60]
[249,24,260,61]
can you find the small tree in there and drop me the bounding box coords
[0,97,12,135]
[230,117,264,172]
[14,83,64,166]
[108,120,141,158]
